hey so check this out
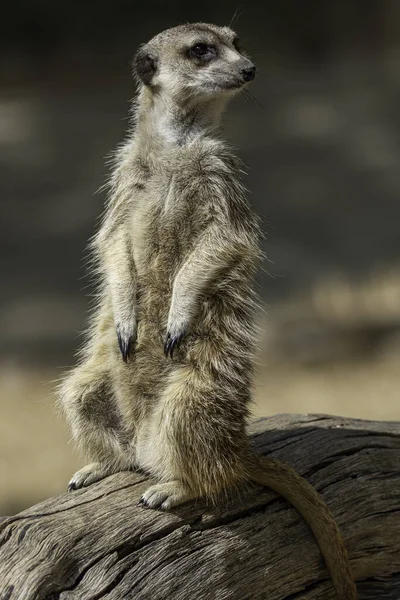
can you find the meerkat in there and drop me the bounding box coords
[59,23,357,599]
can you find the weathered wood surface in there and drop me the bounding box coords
[0,414,399,600]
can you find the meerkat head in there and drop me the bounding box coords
[133,23,255,108]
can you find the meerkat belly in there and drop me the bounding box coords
[126,175,200,394]
[131,176,200,319]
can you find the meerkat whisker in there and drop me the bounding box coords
[229,7,244,29]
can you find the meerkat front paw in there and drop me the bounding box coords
[164,303,190,358]
[138,481,195,510]
[116,321,137,362]
[68,462,112,491]
[164,330,185,358]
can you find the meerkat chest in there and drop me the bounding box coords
[130,172,194,275]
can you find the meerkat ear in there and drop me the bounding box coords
[133,47,158,86]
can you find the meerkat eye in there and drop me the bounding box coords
[188,43,217,60]
[232,37,242,53]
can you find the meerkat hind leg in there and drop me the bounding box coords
[68,462,117,491]
[139,481,197,510]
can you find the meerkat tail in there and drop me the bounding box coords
[247,455,357,600]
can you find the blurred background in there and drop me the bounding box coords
[1,1,400,515]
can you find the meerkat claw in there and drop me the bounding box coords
[139,482,195,510]
[164,332,184,358]
[164,334,173,358]
[68,462,112,491]
[118,333,131,363]
[164,333,171,357]
[116,324,136,362]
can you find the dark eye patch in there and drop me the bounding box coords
[187,43,217,61]
[232,37,242,53]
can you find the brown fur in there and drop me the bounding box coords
[58,23,357,599]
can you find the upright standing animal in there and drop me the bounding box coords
[59,23,357,599]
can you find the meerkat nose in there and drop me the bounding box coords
[241,65,256,82]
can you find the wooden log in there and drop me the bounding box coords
[0,414,399,600]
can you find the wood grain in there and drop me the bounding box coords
[0,414,399,600]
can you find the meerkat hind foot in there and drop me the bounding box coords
[138,481,196,510]
[68,462,114,491]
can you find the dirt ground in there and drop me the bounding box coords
[1,349,399,516]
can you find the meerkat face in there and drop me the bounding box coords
[134,23,255,104]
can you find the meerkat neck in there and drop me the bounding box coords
[134,87,227,153]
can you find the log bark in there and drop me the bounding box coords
[0,414,399,600]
